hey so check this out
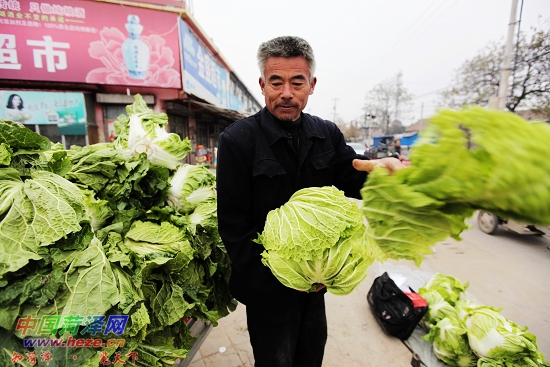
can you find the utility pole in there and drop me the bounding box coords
[366,113,375,146]
[332,98,339,121]
[419,102,424,131]
[395,71,402,122]
[498,0,519,111]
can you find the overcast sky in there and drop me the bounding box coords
[190,0,549,126]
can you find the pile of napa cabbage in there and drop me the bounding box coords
[419,273,549,367]
[0,95,236,367]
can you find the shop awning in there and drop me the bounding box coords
[188,100,251,121]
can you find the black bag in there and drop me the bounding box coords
[367,272,428,340]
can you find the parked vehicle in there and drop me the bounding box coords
[365,133,417,161]
[477,210,550,237]
[347,142,367,155]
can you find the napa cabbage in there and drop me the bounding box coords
[114,94,192,170]
[188,201,218,234]
[256,186,379,295]
[0,102,237,367]
[419,289,458,325]
[404,108,550,225]
[360,108,550,267]
[420,272,469,306]
[167,164,216,213]
[464,306,548,366]
[0,142,11,165]
[419,273,549,367]
[423,316,478,367]
[0,168,88,286]
[124,220,195,260]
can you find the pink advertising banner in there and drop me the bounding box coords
[135,0,186,8]
[0,0,182,88]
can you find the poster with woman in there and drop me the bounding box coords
[1,91,87,135]
[4,93,32,123]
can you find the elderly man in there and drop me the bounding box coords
[216,36,402,367]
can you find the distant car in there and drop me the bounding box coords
[347,143,366,155]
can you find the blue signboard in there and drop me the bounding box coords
[0,90,87,134]
[229,93,245,112]
[179,19,229,109]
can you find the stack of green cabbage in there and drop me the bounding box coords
[361,107,550,265]
[0,95,236,367]
[419,273,549,367]
[256,186,380,295]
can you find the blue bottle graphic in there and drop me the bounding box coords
[122,15,150,79]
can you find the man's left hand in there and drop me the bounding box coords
[352,157,405,173]
[312,284,326,292]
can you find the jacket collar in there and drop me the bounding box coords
[259,107,325,146]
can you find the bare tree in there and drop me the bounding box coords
[335,118,362,141]
[439,26,550,114]
[364,76,413,134]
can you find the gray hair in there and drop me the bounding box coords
[257,36,316,81]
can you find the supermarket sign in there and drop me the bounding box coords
[0,0,182,88]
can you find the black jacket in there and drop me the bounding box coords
[216,107,368,304]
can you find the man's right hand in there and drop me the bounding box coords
[352,157,405,174]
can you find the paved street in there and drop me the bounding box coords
[187,214,550,366]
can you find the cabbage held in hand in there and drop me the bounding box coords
[405,107,550,224]
[256,186,378,295]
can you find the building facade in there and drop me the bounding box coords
[0,0,261,163]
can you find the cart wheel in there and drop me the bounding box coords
[477,211,499,234]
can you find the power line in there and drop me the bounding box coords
[411,87,448,100]
[368,0,461,79]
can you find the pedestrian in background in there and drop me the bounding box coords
[216,35,403,367]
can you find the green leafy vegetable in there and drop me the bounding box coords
[405,108,550,224]
[361,169,472,265]
[419,289,458,325]
[464,306,547,366]
[0,96,236,367]
[114,95,191,170]
[167,164,216,213]
[420,272,469,306]
[361,107,550,267]
[0,169,88,286]
[257,186,378,295]
[419,273,549,367]
[424,316,478,367]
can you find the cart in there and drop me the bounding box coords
[174,319,213,367]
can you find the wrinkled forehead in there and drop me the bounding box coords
[264,56,312,80]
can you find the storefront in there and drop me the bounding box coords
[0,0,182,146]
[0,0,260,153]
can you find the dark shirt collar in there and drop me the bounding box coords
[259,107,325,146]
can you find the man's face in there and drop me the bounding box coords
[259,56,317,122]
